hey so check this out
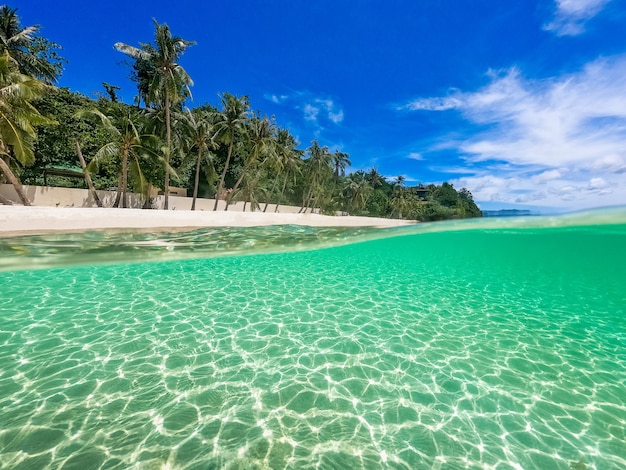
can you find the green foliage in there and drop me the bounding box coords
[79,104,164,207]
[102,82,120,103]
[0,53,51,164]
[115,19,195,110]
[418,201,456,221]
[0,6,65,83]
[365,189,391,217]
[22,83,483,220]
[0,51,54,204]
[430,182,458,207]
[343,172,373,214]
[428,182,482,218]
[457,187,482,217]
[26,88,116,187]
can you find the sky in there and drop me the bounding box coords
[15,0,626,212]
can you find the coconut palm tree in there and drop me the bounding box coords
[0,52,51,205]
[181,107,216,210]
[114,20,195,210]
[78,107,161,208]
[263,127,301,212]
[300,140,332,213]
[212,93,249,210]
[0,6,62,83]
[344,173,373,214]
[235,174,265,212]
[225,113,275,210]
[391,176,408,219]
[366,167,385,189]
[75,140,102,207]
[393,174,406,187]
[331,150,350,181]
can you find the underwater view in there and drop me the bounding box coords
[1,208,626,469]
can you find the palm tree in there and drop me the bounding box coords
[393,174,406,187]
[225,113,275,210]
[263,127,301,212]
[344,174,373,214]
[390,176,408,219]
[0,52,51,205]
[212,93,249,210]
[276,153,303,212]
[181,108,216,210]
[235,174,265,212]
[115,20,195,210]
[366,167,385,188]
[0,6,62,82]
[75,140,102,207]
[260,128,284,212]
[79,107,161,208]
[331,150,351,181]
[300,140,332,213]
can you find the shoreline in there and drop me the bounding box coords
[0,206,416,237]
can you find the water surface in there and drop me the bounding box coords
[1,208,625,469]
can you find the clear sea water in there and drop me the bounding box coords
[1,208,625,469]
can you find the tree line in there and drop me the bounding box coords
[0,6,481,220]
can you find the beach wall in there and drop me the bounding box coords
[0,184,312,213]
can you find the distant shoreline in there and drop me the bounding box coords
[0,206,416,237]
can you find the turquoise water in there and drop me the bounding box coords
[1,209,625,469]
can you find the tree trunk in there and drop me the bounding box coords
[225,173,242,211]
[75,141,103,208]
[113,173,122,208]
[214,139,234,211]
[275,172,289,213]
[120,149,128,208]
[0,157,31,206]
[226,171,246,210]
[306,182,321,214]
[142,185,153,209]
[299,182,312,213]
[191,147,202,210]
[263,176,280,212]
[164,92,171,210]
[300,177,316,213]
[224,152,256,211]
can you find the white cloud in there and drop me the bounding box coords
[590,154,626,172]
[307,98,344,124]
[407,152,423,160]
[463,60,626,168]
[303,103,319,122]
[328,109,344,124]
[400,96,462,111]
[587,176,609,190]
[532,169,563,184]
[265,94,288,104]
[264,92,344,125]
[544,0,612,36]
[405,54,626,210]
[451,171,626,209]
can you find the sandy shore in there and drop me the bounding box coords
[0,206,415,236]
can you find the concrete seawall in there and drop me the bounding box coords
[0,184,310,213]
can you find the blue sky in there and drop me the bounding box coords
[16,0,626,212]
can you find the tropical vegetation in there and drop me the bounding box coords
[0,6,481,221]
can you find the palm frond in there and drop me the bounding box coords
[113,42,151,61]
[93,141,120,163]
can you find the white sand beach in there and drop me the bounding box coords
[0,206,415,236]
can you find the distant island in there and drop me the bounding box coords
[482,209,539,217]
